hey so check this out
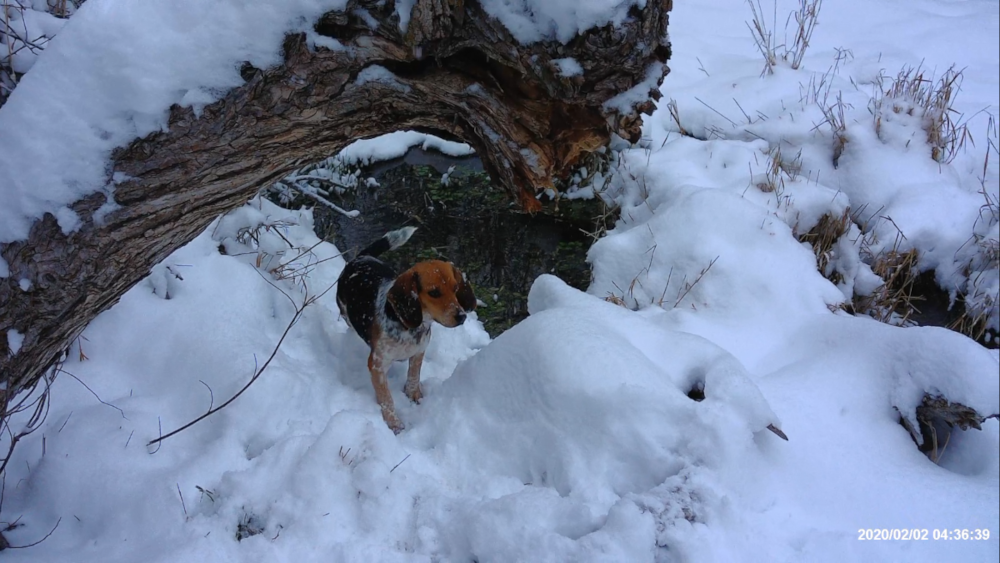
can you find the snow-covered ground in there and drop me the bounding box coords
[1,0,998,561]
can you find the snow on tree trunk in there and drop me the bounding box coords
[0,1,671,431]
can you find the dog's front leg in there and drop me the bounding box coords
[404,352,424,403]
[369,352,403,433]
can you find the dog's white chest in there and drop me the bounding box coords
[378,322,431,362]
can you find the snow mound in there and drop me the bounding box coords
[411,275,784,518]
[588,136,847,366]
[762,313,1000,447]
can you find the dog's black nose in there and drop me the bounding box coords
[455,311,467,325]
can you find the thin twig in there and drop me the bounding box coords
[696,57,709,77]
[57,411,72,433]
[149,417,162,454]
[3,517,61,549]
[0,364,54,476]
[56,368,127,419]
[147,281,335,448]
[198,380,215,412]
[390,453,412,473]
[695,97,737,127]
[177,483,188,519]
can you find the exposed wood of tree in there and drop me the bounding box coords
[0,1,672,428]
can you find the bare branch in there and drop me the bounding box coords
[1,516,61,550]
[56,368,127,420]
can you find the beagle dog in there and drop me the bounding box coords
[336,227,476,433]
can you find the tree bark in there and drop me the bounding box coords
[0,0,671,426]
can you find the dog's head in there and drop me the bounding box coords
[387,260,476,329]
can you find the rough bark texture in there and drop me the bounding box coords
[0,1,671,425]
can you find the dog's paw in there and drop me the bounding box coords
[381,407,405,434]
[404,382,423,404]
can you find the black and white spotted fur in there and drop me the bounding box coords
[335,226,421,348]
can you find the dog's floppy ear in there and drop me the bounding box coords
[388,271,423,329]
[452,264,477,312]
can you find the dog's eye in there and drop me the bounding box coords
[428,288,442,298]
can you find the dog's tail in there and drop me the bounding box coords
[358,226,417,258]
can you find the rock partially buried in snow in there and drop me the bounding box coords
[413,275,786,513]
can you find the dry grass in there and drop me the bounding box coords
[818,90,849,168]
[569,148,613,192]
[948,295,995,344]
[602,255,718,312]
[266,154,365,219]
[853,222,922,326]
[603,293,629,307]
[755,144,802,196]
[755,145,784,194]
[603,279,637,310]
[338,445,358,467]
[872,64,972,164]
[855,247,921,325]
[950,190,999,343]
[671,257,719,309]
[776,145,803,179]
[800,193,995,346]
[746,0,777,75]
[798,208,851,285]
[785,0,822,70]
[666,98,693,138]
[747,0,823,76]
[948,120,999,344]
[603,236,720,312]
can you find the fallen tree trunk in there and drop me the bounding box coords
[0,0,671,444]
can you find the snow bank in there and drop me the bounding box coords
[757,312,1000,446]
[589,136,847,366]
[651,0,999,333]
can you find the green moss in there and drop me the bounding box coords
[474,285,530,335]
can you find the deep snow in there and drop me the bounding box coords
[1,0,998,561]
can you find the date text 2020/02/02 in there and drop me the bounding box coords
[858,529,991,541]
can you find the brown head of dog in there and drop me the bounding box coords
[387,260,477,330]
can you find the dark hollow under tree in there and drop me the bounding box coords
[0,0,672,479]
